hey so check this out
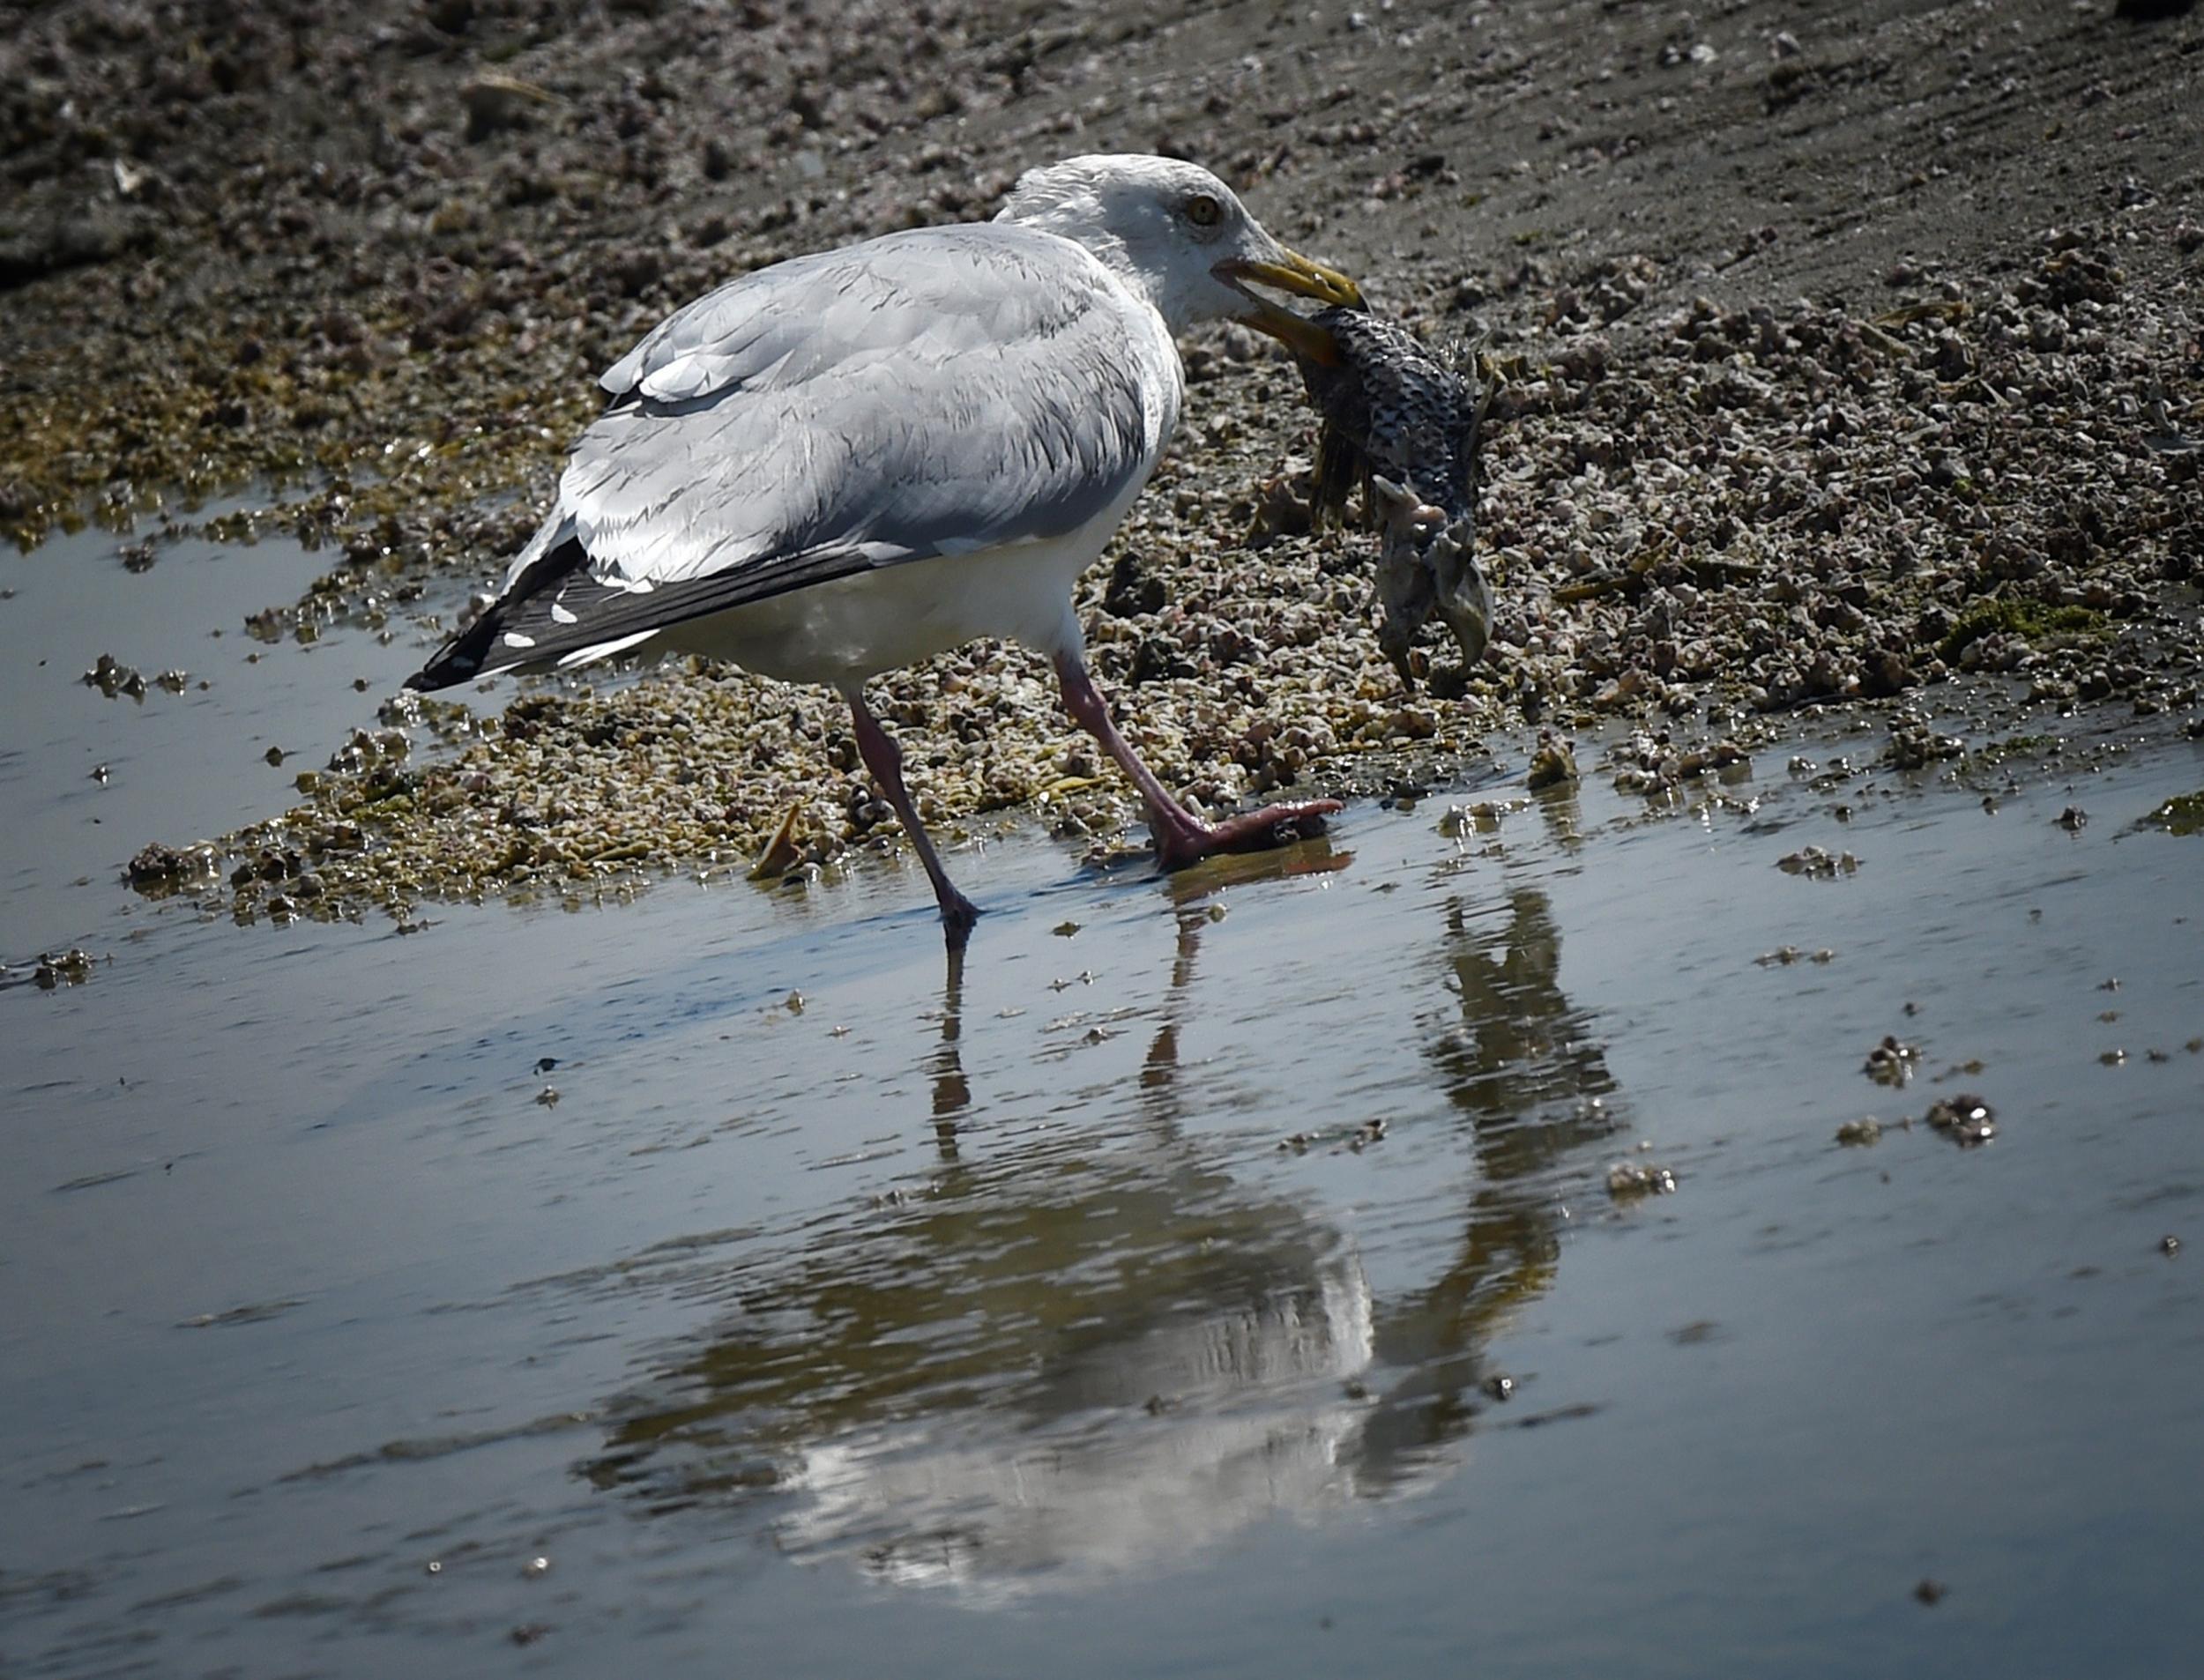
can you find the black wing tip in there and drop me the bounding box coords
[401,661,465,693]
[406,532,605,691]
[405,612,503,692]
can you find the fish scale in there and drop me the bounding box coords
[1300,308,1481,520]
[1297,308,1493,690]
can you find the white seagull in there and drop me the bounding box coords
[406,154,1362,943]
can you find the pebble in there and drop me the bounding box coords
[1607,1161,1678,1199]
[1864,1037,1918,1087]
[1923,1092,1996,1146]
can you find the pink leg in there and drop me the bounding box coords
[1053,650,1340,868]
[849,693,980,946]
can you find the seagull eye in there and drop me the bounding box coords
[1183,193,1224,229]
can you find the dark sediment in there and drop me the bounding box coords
[2,0,2197,920]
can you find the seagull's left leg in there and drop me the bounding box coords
[846,689,980,945]
[1053,649,1340,869]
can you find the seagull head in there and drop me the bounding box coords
[997,154,1361,359]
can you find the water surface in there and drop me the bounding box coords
[4,526,2201,1676]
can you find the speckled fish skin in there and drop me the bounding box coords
[1300,308,1478,517]
[1298,308,1490,686]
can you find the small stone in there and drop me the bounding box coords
[1777,844,1861,880]
[1864,1036,1918,1087]
[1527,732,1579,789]
[1923,1092,1995,1145]
[34,948,95,989]
[1607,1161,1678,1199]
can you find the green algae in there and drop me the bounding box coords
[2145,791,2204,836]
[1937,598,2108,665]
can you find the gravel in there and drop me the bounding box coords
[3,0,2197,922]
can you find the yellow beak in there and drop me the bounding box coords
[1215,249,1364,364]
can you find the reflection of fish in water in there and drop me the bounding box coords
[1298,307,1493,690]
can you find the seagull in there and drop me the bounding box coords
[406,153,1362,944]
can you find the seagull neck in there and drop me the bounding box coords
[999,209,1185,332]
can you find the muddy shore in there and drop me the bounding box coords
[4,0,2198,919]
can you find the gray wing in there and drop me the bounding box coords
[453,226,1169,670]
[577,223,1165,578]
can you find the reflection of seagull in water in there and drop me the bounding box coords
[582,875,1609,1595]
[405,154,1362,945]
[784,1253,1384,1600]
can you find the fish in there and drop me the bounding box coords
[1297,307,1493,689]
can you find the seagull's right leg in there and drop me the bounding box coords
[847,690,980,947]
[1053,650,1339,869]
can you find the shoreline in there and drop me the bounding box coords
[2,0,2196,919]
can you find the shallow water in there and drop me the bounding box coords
[0,518,411,958]
[4,526,2202,1677]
